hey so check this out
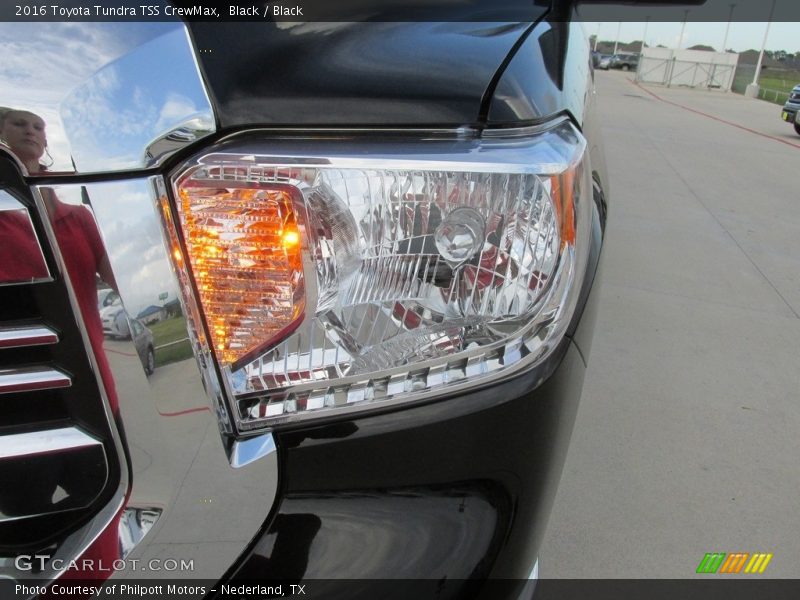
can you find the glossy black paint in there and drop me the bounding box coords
[222,335,590,595]
[236,482,509,583]
[487,20,592,125]
[186,21,539,127]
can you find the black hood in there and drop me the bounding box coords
[187,21,541,128]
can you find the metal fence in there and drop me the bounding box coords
[636,56,736,91]
[758,88,792,104]
[732,64,800,105]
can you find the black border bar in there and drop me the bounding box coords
[3,0,800,22]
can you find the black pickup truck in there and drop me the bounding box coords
[0,1,697,598]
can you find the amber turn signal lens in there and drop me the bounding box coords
[175,179,305,368]
[282,229,300,248]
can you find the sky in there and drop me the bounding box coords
[0,22,200,172]
[0,22,210,315]
[584,22,800,54]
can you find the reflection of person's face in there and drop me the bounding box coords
[1,111,46,163]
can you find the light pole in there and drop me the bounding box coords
[593,22,601,52]
[746,0,777,97]
[642,16,650,53]
[677,10,689,49]
[613,21,621,56]
[721,3,736,52]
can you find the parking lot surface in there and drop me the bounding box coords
[539,71,800,578]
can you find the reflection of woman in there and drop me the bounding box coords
[1,108,122,582]
[0,108,49,172]
[0,110,52,282]
[1,108,118,410]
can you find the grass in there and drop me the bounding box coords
[756,75,799,105]
[148,316,194,368]
[759,75,800,93]
[153,341,194,368]
[149,315,189,345]
[732,69,800,105]
[756,89,792,105]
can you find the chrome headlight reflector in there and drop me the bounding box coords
[167,120,591,432]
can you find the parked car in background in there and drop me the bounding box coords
[782,84,800,135]
[130,318,156,376]
[609,53,640,71]
[99,291,130,339]
[597,54,612,70]
[96,287,116,311]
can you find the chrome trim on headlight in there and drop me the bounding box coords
[150,177,236,439]
[230,433,277,469]
[166,121,592,436]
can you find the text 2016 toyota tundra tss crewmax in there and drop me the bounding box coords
[0,1,699,598]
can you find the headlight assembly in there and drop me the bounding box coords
[164,118,591,433]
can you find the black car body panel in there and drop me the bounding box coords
[224,340,588,592]
[186,21,539,127]
[486,20,591,126]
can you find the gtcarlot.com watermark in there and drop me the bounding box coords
[15,555,194,573]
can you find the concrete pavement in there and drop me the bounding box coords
[539,71,800,578]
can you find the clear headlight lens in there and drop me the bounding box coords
[169,120,591,431]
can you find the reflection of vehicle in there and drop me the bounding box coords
[97,287,116,310]
[782,84,800,135]
[608,53,639,71]
[99,291,130,339]
[130,318,155,376]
